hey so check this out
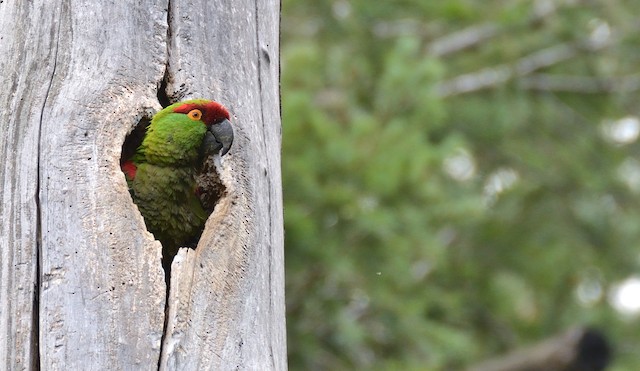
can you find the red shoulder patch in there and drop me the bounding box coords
[121,161,137,180]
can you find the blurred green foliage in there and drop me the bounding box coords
[281,0,640,369]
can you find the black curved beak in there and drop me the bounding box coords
[203,119,234,157]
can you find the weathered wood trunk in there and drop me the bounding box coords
[0,1,285,370]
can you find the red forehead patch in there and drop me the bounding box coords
[173,101,230,125]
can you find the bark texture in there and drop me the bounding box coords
[0,1,285,370]
[159,0,285,369]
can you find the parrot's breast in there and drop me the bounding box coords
[130,163,208,254]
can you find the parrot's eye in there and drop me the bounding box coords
[187,109,203,121]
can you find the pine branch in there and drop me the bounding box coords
[519,73,640,93]
[467,327,611,371]
[435,37,615,97]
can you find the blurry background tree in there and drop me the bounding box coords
[281,0,640,369]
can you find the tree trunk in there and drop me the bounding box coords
[0,1,285,370]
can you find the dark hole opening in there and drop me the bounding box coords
[120,116,150,165]
[120,114,227,276]
[157,69,171,108]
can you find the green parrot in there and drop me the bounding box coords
[121,99,234,271]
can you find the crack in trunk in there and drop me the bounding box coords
[34,6,63,369]
[153,1,231,367]
[157,2,173,369]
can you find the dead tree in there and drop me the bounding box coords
[0,1,286,369]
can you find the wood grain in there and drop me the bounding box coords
[36,1,168,369]
[160,0,286,369]
[0,3,60,369]
[1,0,284,369]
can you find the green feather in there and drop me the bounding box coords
[129,100,212,258]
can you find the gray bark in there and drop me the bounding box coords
[0,1,285,370]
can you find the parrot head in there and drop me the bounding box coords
[139,99,234,166]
